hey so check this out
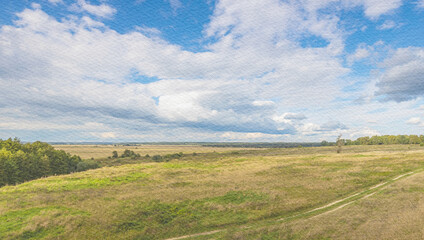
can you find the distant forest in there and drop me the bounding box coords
[322,135,424,146]
[202,135,424,148]
[202,142,322,148]
[0,138,96,187]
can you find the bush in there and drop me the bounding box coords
[76,160,100,172]
[152,155,163,162]
[164,152,183,160]
[120,149,140,159]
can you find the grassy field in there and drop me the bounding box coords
[53,144,261,159]
[1,145,424,239]
[224,164,424,239]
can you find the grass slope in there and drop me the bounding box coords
[225,169,424,239]
[1,145,424,239]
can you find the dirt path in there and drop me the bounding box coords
[165,170,418,240]
[282,171,415,221]
[166,230,224,240]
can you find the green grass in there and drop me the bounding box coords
[0,206,88,239]
[112,191,269,239]
[1,168,150,193]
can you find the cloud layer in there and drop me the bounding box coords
[0,0,422,141]
[376,48,424,102]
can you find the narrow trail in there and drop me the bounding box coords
[166,230,224,240]
[284,171,415,221]
[165,170,419,240]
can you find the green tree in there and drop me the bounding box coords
[409,135,421,144]
[336,134,343,153]
[0,138,82,187]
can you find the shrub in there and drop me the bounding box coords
[164,152,184,160]
[336,134,343,153]
[152,155,163,162]
[76,160,100,172]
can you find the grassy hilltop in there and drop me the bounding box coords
[1,144,424,239]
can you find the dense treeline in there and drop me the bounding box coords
[321,135,424,146]
[202,142,322,148]
[109,150,184,162]
[110,149,141,159]
[0,138,89,187]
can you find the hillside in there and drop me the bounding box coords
[1,145,424,239]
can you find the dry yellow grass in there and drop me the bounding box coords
[53,144,260,159]
[1,145,424,239]
[227,169,424,240]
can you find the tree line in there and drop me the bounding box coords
[109,150,184,162]
[0,138,96,187]
[202,142,322,148]
[321,135,424,146]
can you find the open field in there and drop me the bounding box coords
[53,144,262,159]
[1,145,424,239]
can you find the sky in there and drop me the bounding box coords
[0,0,424,142]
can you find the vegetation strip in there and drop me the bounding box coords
[165,170,420,240]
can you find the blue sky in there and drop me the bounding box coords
[1,0,424,142]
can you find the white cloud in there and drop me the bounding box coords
[73,0,117,18]
[0,120,107,131]
[347,0,403,19]
[99,132,117,139]
[252,100,275,107]
[348,41,388,67]
[135,26,161,37]
[168,0,182,12]
[273,113,307,124]
[31,3,42,9]
[345,127,380,139]
[418,0,424,8]
[407,117,421,125]
[299,123,322,135]
[221,132,281,141]
[47,0,64,5]
[377,20,397,30]
[364,0,402,18]
[348,46,370,64]
[157,91,218,122]
[297,121,347,136]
